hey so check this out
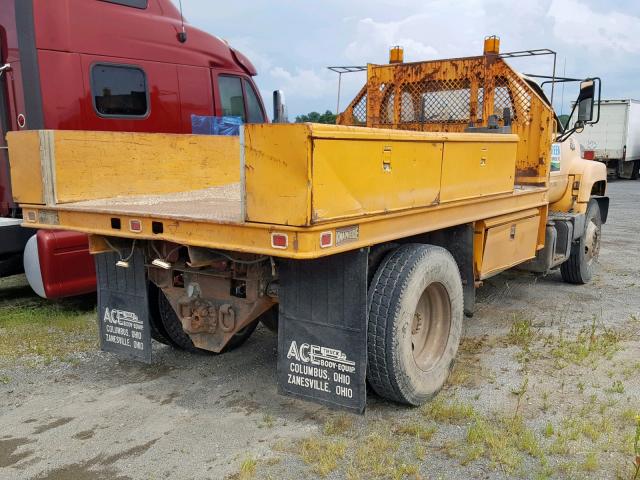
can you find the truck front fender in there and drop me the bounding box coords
[574,160,607,204]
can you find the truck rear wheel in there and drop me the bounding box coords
[560,199,601,284]
[157,290,257,354]
[148,283,174,347]
[259,306,279,332]
[367,244,463,406]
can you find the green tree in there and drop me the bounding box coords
[558,114,570,129]
[295,110,337,124]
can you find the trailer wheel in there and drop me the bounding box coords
[560,199,601,284]
[367,244,464,406]
[157,290,257,354]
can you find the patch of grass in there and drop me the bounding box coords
[238,457,257,480]
[346,432,415,480]
[414,444,426,461]
[550,319,622,368]
[548,433,570,455]
[605,380,625,394]
[464,414,542,473]
[561,416,602,443]
[323,414,353,436]
[542,422,554,438]
[621,362,640,381]
[299,438,347,477]
[421,396,475,424]
[581,452,598,472]
[394,423,436,442]
[621,408,639,424]
[632,416,640,480]
[0,299,96,361]
[507,315,535,347]
[540,391,550,413]
[0,374,11,384]
[260,414,275,428]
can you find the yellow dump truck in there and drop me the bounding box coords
[7,39,608,412]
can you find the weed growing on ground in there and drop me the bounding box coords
[511,377,529,418]
[507,315,535,347]
[606,380,626,394]
[300,437,347,477]
[414,444,427,461]
[551,317,622,368]
[260,414,275,429]
[345,432,419,480]
[394,423,436,442]
[240,457,257,479]
[632,416,640,480]
[464,414,542,474]
[421,396,475,424]
[323,414,354,436]
[582,452,599,472]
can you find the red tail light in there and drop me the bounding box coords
[320,231,333,248]
[271,233,288,249]
[583,150,595,160]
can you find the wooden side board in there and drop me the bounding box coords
[7,130,241,205]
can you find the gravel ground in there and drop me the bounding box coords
[1,180,639,480]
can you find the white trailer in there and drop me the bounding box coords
[572,99,640,179]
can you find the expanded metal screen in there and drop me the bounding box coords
[337,55,553,182]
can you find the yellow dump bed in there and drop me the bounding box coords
[8,124,548,263]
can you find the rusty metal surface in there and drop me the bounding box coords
[152,252,275,353]
[337,54,554,184]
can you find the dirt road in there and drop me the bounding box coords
[1,180,639,480]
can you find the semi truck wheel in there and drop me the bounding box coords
[560,199,601,284]
[367,244,464,406]
[157,290,257,354]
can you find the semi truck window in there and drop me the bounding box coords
[91,64,148,117]
[218,76,245,121]
[99,0,148,8]
[243,79,264,123]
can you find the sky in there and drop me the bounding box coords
[180,0,640,120]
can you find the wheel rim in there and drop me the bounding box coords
[410,282,451,372]
[584,220,600,265]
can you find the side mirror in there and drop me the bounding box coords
[576,79,595,123]
[273,90,288,123]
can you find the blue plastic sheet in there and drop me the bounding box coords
[191,115,243,136]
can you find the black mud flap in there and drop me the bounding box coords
[277,249,368,413]
[95,250,152,363]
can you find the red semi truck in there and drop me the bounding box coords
[0,0,267,298]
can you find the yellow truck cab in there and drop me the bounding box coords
[7,38,608,413]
